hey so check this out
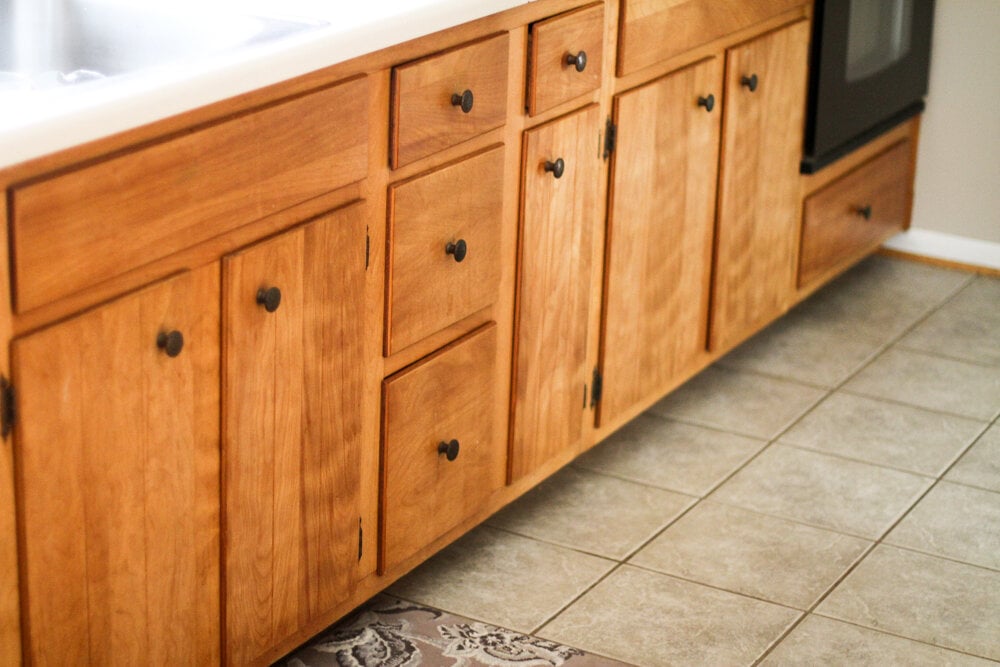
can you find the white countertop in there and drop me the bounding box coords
[0,0,534,170]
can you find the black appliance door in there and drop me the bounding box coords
[804,0,934,170]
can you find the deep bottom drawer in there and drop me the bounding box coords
[380,323,502,572]
[799,140,912,288]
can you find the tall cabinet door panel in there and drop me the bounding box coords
[13,267,221,666]
[710,21,810,350]
[600,58,722,427]
[223,203,370,665]
[510,104,601,482]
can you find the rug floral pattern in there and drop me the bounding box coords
[281,595,629,666]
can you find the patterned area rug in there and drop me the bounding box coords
[279,595,631,666]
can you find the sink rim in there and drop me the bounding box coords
[0,0,330,91]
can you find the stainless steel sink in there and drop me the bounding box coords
[0,0,326,90]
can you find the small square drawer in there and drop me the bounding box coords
[390,33,509,168]
[10,76,369,313]
[799,140,912,288]
[527,3,604,116]
[385,146,504,355]
[380,323,502,572]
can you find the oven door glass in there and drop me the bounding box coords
[803,0,934,172]
[846,0,914,82]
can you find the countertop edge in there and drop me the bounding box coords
[0,0,535,171]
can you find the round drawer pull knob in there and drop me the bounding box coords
[156,330,184,357]
[451,89,474,113]
[697,94,715,112]
[256,286,282,313]
[544,158,565,179]
[438,439,460,461]
[445,239,468,263]
[565,50,588,73]
[857,204,873,220]
[741,74,759,92]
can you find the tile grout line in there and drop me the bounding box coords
[750,411,998,665]
[526,370,843,646]
[805,612,1000,663]
[394,266,991,666]
[748,269,987,665]
[535,269,992,664]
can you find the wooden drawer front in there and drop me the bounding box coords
[381,324,500,571]
[528,3,604,116]
[391,33,509,168]
[386,146,504,355]
[618,0,805,76]
[800,140,911,288]
[10,76,368,313]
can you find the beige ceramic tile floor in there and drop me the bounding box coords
[387,256,1000,666]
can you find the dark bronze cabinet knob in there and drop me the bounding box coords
[256,286,282,313]
[698,94,716,112]
[156,330,184,357]
[451,89,474,113]
[544,158,565,179]
[565,51,587,72]
[438,439,460,461]
[445,239,468,262]
[741,74,759,92]
[857,204,873,220]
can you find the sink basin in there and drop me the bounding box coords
[0,0,327,90]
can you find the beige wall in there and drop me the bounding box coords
[910,0,1000,244]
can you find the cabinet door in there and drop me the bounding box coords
[510,104,601,482]
[710,21,810,350]
[223,204,370,665]
[600,59,722,427]
[12,267,220,666]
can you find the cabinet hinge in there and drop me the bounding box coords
[603,119,617,160]
[1,377,15,439]
[590,368,603,409]
[365,227,371,271]
[358,517,363,561]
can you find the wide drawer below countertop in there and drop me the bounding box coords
[9,76,368,313]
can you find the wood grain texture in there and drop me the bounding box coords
[386,146,505,355]
[800,140,912,288]
[600,58,722,427]
[12,266,220,666]
[0,200,20,666]
[11,76,368,313]
[391,33,509,168]
[509,104,600,482]
[617,0,806,76]
[709,20,810,351]
[223,203,369,666]
[381,324,500,572]
[528,3,604,116]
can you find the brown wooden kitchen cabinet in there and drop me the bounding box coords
[527,3,604,116]
[0,1,925,664]
[709,20,811,351]
[381,323,502,571]
[391,33,509,168]
[510,104,602,482]
[799,139,913,289]
[617,0,804,76]
[599,58,722,427]
[385,147,505,355]
[11,266,221,666]
[222,202,374,666]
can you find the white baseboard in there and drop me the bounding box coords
[882,228,1000,271]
